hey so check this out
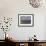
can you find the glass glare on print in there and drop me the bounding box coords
[20,16,31,24]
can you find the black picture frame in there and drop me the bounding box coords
[18,14,34,27]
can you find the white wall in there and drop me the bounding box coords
[0,0,46,40]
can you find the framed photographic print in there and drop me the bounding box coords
[18,14,34,27]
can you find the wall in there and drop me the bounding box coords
[0,0,46,40]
